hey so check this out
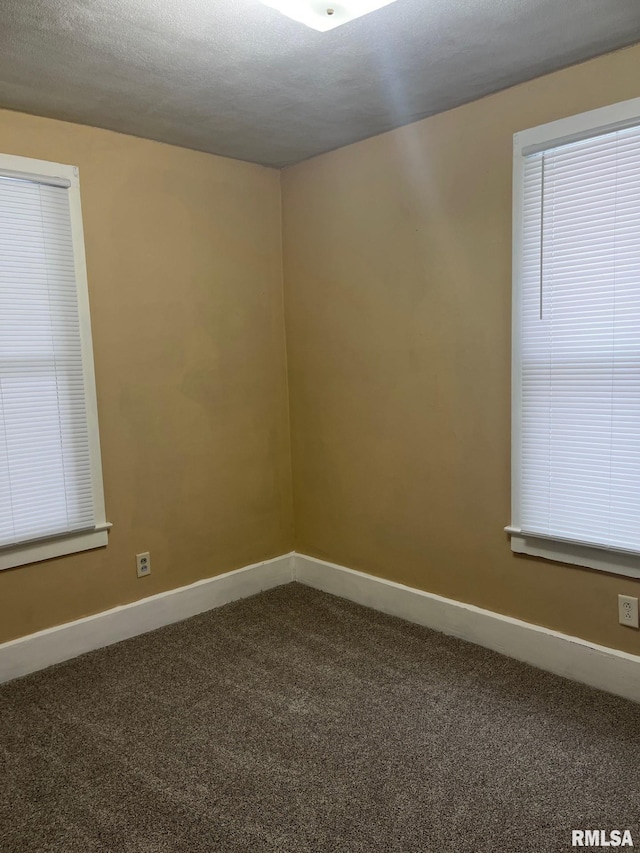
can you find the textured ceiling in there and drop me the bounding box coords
[1,0,640,167]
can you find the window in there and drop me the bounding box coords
[0,153,109,570]
[508,98,640,579]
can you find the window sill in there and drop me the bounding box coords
[0,524,111,571]
[505,527,640,580]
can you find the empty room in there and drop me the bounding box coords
[1,1,640,850]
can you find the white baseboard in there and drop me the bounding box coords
[3,549,639,704]
[294,553,640,704]
[0,553,294,684]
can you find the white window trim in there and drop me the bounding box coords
[507,96,640,580]
[0,153,110,571]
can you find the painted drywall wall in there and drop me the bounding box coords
[0,109,293,644]
[282,44,640,655]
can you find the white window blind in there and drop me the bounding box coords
[0,174,97,549]
[518,122,640,555]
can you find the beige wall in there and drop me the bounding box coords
[3,44,640,655]
[0,109,293,644]
[282,44,640,655]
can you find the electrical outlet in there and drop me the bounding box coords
[136,552,151,578]
[618,594,639,628]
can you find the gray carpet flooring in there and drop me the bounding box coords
[1,582,639,852]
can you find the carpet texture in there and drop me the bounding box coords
[1,582,639,852]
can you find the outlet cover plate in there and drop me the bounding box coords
[618,594,639,628]
[136,552,151,578]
